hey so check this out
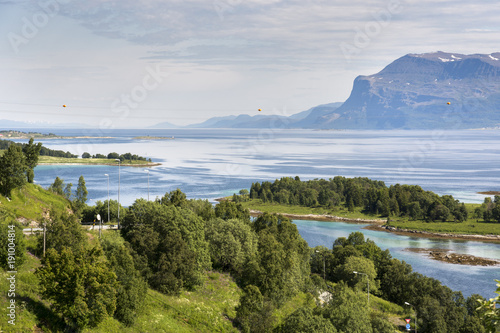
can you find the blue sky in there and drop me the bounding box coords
[1,0,499,128]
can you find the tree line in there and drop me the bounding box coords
[0,138,78,158]
[82,151,151,162]
[0,138,42,196]
[249,176,475,222]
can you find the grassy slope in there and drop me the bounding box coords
[0,183,71,222]
[241,199,500,235]
[0,238,242,333]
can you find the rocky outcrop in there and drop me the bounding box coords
[316,52,500,129]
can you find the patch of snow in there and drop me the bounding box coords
[438,57,452,62]
[451,55,462,60]
[406,82,410,85]
[489,54,499,61]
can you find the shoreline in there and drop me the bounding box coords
[404,248,500,266]
[249,209,386,224]
[248,209,500,243]
[38,162,161,167]
[5,135,115,139]
[363,224,500,243]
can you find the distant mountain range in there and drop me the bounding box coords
[152,51,500,130]
[4,52,499,131]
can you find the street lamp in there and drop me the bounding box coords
[315,250,326,280]
[104,174,110,224]
[353,271,369,305]
[405,302,417,333]
[115,159,121,229]
[146,169,150,201]
[97,213,101,238]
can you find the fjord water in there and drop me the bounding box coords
[18,128,500,298]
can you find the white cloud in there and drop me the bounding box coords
[1,0,499,127]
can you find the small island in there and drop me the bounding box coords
[478,191,500,195]
[405,248,500,266]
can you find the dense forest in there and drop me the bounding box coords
[247,176,500,223]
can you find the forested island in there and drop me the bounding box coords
[230,177,500,238]
[1,143,500,332]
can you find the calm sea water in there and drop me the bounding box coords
[10,128,500,298]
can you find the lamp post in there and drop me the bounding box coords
[115,159,121,229]
[104,174,110,223]
[146,169,150,201]
[353,271,369,305]
[315,250,326,280]
[97,213,101,238]
[405,302,417,333]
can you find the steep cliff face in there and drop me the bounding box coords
[317,52,500,129]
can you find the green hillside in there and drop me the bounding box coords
[0,237,242,333]
[0,183,72,224]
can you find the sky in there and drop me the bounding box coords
[0,0,499,128]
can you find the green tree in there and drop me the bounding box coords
[101,236,148,326]
[477,280,500,332]
[205,218,258,274]
[74,175,88,211]
[64,182,73,200]
[82,152,91,158]
[276,307,337,333]
[36,246,118,330]
[246,213,310,306]
[215,200,251,221]
[22,138,42,183]
[338,256,379,295]
[48,176,65,196]
[107,152,120,159]
[37,210,86,255]
[160,188,187,207]
[0,144,27,196]
[236,285,276,333]
[429,204,451,222]
[148,230,198,295]
[321,283,373,333]
[122,198,210,294]
[0,218,27,269]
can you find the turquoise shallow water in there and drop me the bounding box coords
[9,128,500,298]
[293,219,500,299]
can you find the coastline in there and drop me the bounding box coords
[363,224,500,243]
[5,135,115,139]
[249,209,386,224]
[38,162,161,167]
[249,209,500,243]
